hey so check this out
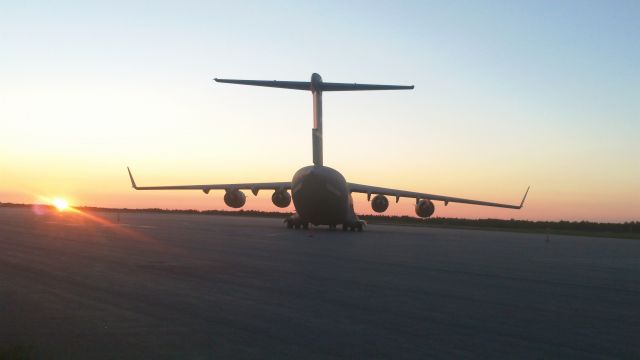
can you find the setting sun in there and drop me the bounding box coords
[52,198,69,212]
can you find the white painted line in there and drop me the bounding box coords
[265,233,284,237]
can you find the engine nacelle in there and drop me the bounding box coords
[224,189,246,208]
[371,194,389,213]
[272,189,291,208]
[415,199,435,218]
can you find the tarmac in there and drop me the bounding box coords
[1,206,639,359]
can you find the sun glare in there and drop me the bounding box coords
[52,198,69,212]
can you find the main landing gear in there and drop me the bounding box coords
[284,214,308,230]
[342,220,365,232]
[283,215,365,232]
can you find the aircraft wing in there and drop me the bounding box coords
[348,183,529,209]
[127,167,290,194]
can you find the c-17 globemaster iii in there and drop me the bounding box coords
[127,73,529,231]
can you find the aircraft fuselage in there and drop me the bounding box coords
[290,165,359,227]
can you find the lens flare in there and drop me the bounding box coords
[52,198,69,212]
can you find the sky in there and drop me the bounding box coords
[1,0,638,222]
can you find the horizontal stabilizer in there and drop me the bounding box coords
[214,78,310,90]
[321,82,414,91]
[214,77,414,92]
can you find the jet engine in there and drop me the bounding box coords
[371,194,389,213]
[224,189,246,208]
[272,189,292,208]
[415,199,435,218]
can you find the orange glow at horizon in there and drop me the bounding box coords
[2,163,637,223]
[6,187,633,223]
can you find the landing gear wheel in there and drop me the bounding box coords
[329,224,336,230]
[356,223,363,232]
[285,214,305,230]
[342,224,348,231]
[303,223,309,230]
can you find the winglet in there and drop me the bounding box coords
[519,186,530,208]
[127,167,138,189]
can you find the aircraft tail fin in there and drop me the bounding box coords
[214,73,414,167]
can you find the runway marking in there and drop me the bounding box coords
[44,221,83,226]
[265,233,285,237]
[44,221,156,229]
[120,224,156,229]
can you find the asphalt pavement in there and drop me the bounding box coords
[1,207,639,359]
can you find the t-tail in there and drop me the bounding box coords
[214,73,414,166]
